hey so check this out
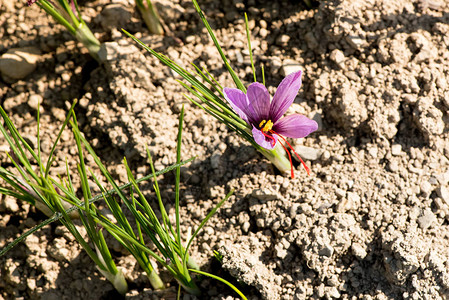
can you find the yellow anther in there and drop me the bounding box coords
[259,120,273,132]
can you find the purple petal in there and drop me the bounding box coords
[273,114,318,138]
[223,88,251,123]
[252,126,278,150]
[247,82,271,122]
[269,70,302,123]
[27,0,37,5]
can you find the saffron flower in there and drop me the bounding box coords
[223,70,318,176]
[124,2,318,178]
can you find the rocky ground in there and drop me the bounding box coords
[1,0,449,299]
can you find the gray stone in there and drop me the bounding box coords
[0,47,41,81]
[294,145,324,161]
[251,188,278,201]
[210,151,221,169]
[429,176,438,185]
[330,49,345,66]
[280,59,302,77]
[417,209,437,229]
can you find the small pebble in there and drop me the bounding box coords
[330,49,345,66]
[252,188,278,201]
[0,47,41,81]
[28,94,43,111]
[4,197,19,213]
[417,209,437,229]
[429,177,438,185]
[294,145,324,161]
[280,59,302,77]
[391,144,402,156]
[388,161,399,172]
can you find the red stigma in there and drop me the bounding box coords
[269,130,310,178]
[261,130,276,147]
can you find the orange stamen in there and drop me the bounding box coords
[270,130,311,176]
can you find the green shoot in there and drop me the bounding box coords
[29,0,101,60]
[135,0,164,35]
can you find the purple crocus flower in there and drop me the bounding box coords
[27,0,38,5]
[223,70,318,176]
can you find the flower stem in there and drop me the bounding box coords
[178,279,201,296]
[137,3,164,35]
[37,0,76,35]
[258,143,291,175]
[96,266,128,295]
[75,22,101,61]
[147,269,165,290]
